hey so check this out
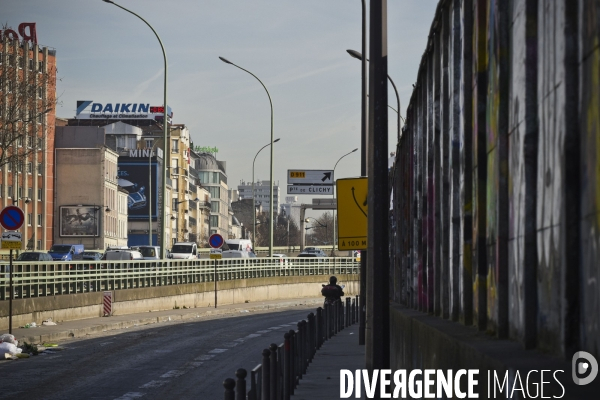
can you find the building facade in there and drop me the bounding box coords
[193,153,229,238]
[54,147,127,249]
[0,30,56,250]
[238,180,281,218]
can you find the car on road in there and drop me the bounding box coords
[101,249,144,268]
[16,252,54,262]
[298,247,327,257]
[271,253,290,268]
[135,245,161,260]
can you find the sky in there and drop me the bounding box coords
[4,0,438,218]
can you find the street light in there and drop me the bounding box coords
[304,217,327,248]
[252,138,280,248]
[219,56,275,256]
[103,0,169,259]
[347,49,402,142]
[332,148,358,254]
[172,198,199,242]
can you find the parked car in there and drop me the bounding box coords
[135,245,161,260]
[169,242,198,259]
[222,250,252,258]
[101,249,144,268]
[48,244,84,261]
[271,253,290,268]
[16,252,54,262]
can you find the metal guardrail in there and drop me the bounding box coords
[223,296,359,400]
[0,257,359,301]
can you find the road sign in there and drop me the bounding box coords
[0,206,25,231]
[210,248,222,259]
[287,169,334,185]
[209,233,224,249]
[287,185,333,195]
[336,177,368,250]
[1,231,22,242]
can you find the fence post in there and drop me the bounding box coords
[224,378,235,400]
[236,369,247,400]
[269,343,278,400]
[261,349,271,400]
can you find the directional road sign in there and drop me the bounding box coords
[287,169,334,185]
[336,177,368,250]
[287,185,333,195]
[0,206,25,231]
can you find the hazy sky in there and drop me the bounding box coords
[4,0,437,216]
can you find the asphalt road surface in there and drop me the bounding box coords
[0,304,318,400]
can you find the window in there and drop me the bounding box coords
[17,136,23,147]
[37,113,43,124]
[28,188,32,199]
[37,162,43,174]
[7,163,11,172]
[17,163,22,173]
[29,59,33,70]
[171,139,179,153]
[27,213,32,226]
[8,54,14,66]
[38,60,43,71]
[28,110,34,121]
[8,80,14,92]
[37,137,43,149]
[209,186,220,198]
[145,139,153,148]
[27,162,32,173]
[210,215,219,228]
[38,188,42,200]
[7,186,13,198]
[18,56,24,69]
[37,214,42,226]
[36,240,41,250]
[37,87,43,98]
[27,135,33,148]
[18,187,22,198]
[211,201,220,213]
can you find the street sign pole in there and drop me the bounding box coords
[214,259,217,309]
[9,249,13,334]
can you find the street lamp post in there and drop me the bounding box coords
[219,57,275,256]
[332,148,358,254]
[172,198,199,242]
[252,138,280,248]
[103,0,169,259]
[347,49,402,141]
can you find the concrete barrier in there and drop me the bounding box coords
[0,274,359,330]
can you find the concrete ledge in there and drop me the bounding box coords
[1,275,359,330]
[390,303,598,399]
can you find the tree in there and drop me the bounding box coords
[0,30,57,171]
[306,212,334,246]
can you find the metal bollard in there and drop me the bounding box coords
[235,369,247,400]
[351,298,356,324]
[288,329,297,394]
[269,343,278,400]
[346,297,351,327]
[307,312,315,361]
[355,294,359,322]
[224,378,235,400]
[261,349,271,400]
[316,307,323,348]
[283,332,292,400]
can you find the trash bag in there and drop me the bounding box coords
[42,318,57,326]
[0,342,22,355]
[0,334,18,346]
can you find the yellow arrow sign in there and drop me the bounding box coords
[336,177,368,250]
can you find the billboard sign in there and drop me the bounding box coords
[74,101,173,123]
[60,206,99,237]
[118,158,159,220]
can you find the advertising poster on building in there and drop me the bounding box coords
[118,158,159,220]
[60,206,99,237]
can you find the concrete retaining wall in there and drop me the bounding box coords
[0,275,359,330]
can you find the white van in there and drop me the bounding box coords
[169,242,198,259]
[225,239,253,252]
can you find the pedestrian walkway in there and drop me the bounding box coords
[292,323,365,400]
[8,297,324,345]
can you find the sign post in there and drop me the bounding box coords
[209,234,224,308]
[0,206,25,334]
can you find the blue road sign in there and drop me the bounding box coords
[209,233,224,249]
[0,206,25,231]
